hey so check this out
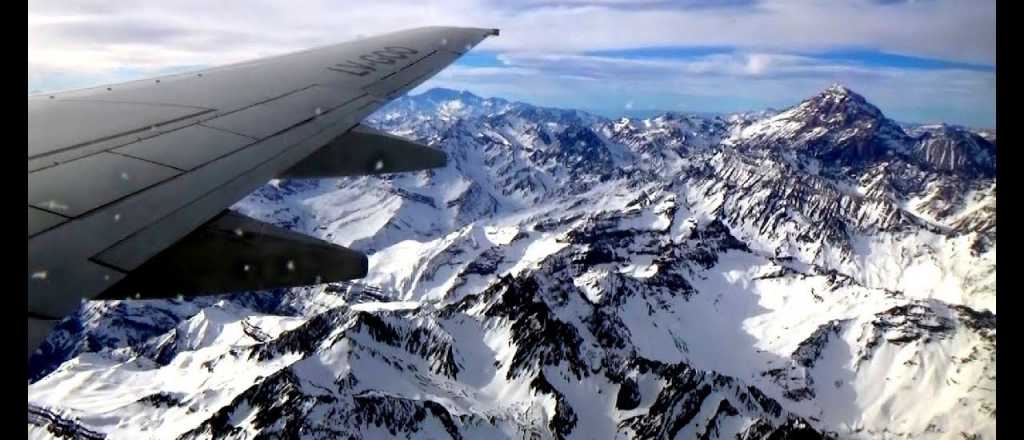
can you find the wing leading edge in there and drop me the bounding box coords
[27,26,499,359]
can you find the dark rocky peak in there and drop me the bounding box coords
[950,304,996,342]
[912,124,996,177]
[649,111,710,126]
[857,301,958,364]
[794,84,908,145]
[787,84,885,127]
[555,125,611,160]
[479,275,590,381]
[792,320,848,368]
[737,84,913,167]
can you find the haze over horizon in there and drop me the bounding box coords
[28,0,996,127]
[406,84,996,131]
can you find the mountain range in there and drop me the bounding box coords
[28,84,996,440]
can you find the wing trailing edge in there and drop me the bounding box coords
[96,210,367,300]
[280,124,446,179]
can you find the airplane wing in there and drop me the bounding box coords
[27,26,499,358]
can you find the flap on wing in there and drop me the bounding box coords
[96,210,366,300]
[280,124,446,179]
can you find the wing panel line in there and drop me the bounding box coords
[106,150,188,172]
[196,123,260,141]
[92,92,373,270]
[28,108,216,161]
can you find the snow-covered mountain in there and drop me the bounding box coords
[28,85,996,440]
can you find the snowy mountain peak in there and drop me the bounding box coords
[822,82,855,97]
[417,87,485,104]
[727,84,911,166]
[800,83,883,123]
[825,82,850,92]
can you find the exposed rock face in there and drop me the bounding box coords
[727,84,912,166]
[28,86,994,440]
[912,125,996,177]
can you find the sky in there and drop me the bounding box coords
[28,0,996,128]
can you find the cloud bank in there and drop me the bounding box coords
[28,0,996,127]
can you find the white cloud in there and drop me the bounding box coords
[27,0,996,126]
[28,0,994,74]
[424,52,995,126]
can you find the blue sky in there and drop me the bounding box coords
[28,0,996,127]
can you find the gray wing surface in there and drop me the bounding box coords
[27,26,498,358]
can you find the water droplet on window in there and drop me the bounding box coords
[243,264,251,272]
[31,271,47,280]
[113,213,121,222]
[287,260,295,271]
[45,200,69,212]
